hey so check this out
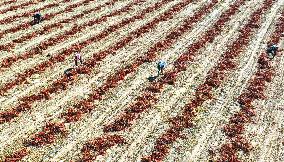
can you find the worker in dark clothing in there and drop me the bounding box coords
[33,12,43,24]
[74,51,83,66]
[157,60,166,76]
[64,68,75,80]
[267,44,278,59]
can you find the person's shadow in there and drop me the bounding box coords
[147,75,158,82]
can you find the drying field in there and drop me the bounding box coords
[0,0,283,161]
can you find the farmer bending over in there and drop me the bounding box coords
[157,60,167,76]
[267,44,278,59]
[64,68,74,80]
[33,11,42,24]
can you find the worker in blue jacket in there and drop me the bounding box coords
[157,60,166,76]
[267,44,278,59]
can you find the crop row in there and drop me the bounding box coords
[0,0,35,14]
[218,10,284,162]
[0,0,65,25]
[4,148,28,162]
[0,0,140,94]
[2,0,194,160]
[81,135,126,159]
[0,0,17,8]
[25,122,67,146]
[0,0,101,38]
[0,0,115,52]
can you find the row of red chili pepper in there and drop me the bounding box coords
[0,0,36,15]
[0,0,117,52]
[141,0,277,161]
[218,9,284,162]
[0,0,66,25]
[0,0,17,8]
[3,122,67,161]
[3,148,28,162]
[3,0,194,160]
[0,0,99,39]
[81,135,126,160]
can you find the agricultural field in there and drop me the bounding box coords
[0,0,283,161]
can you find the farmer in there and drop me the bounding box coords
[157,60,166,76]
[266,44,278,59]
[33,11,43,24]
[74,51,83,66]
[64,68,75,80]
